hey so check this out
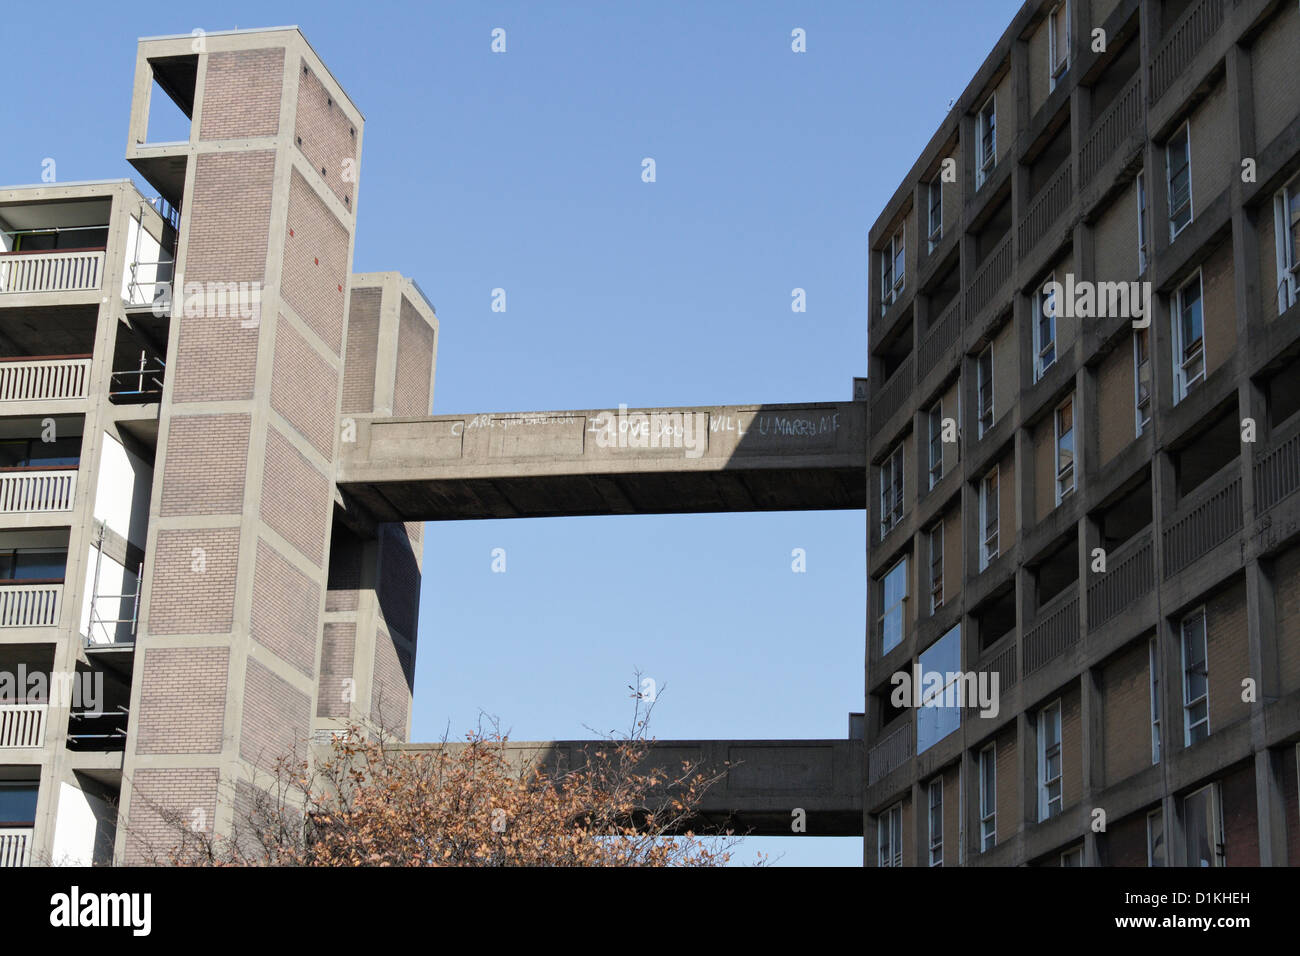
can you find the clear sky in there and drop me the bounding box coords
[4,0,1023,866]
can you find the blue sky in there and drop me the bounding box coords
[5,0,1023,865]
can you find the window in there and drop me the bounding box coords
[1137,170,1150,275]
[0,548,67,582]
[1183,783,1224,867]
[1060,847,1083,867]
[928,522,944,613]
[1172,271,1204,403]
[879,802,903,867]
[979,744,997,851]
[1149,637,1162,765]
[928,176,943,252]
[1146,809,1166,866]
[1274,174,1300,314]
[1038,700,1063,821]
[881,226,906,314]
[928,401,944,489]
[879,557,908,655]
[1054,396,1075,503]
[1134,328,1152,435]
[979,467,999,570]
[1181,607,1209,745]
[1034,277,1057,382]
[928,779,944,866]
[0,781,39,826]
[977,345,994,437]
[976,95,996,189]
[879,443,905,538]
[1048,2,1070,91]
[918,625,962,753]
[1167,123,1193,239]
[0,436,81,468]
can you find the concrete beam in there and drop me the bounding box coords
[393,738,865,837]
[337,401,866,521]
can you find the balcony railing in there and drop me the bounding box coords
[1162,470,1243,578]
[1023,593,1080,674]
[0,703,47,748]
[974,640,1019,697]
[0,583,61,628]
[1254,427,1300,516]
[870,355,914,429]
[1080,75,1143,187]
[1018,162,1074,253]
[108,361,165,404]
[867,722,912,785]
[0,828,32,867]
[1087,529,1154,631]
[1149,0,1227,105]
[0,356,91,402]
[917,300,962,380]
[966,235,1012,320]
[0,249,105,294]
[0,469,77,514]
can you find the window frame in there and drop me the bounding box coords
[1037,699,1064,822]
[1034,276,1057,382]
[1274,174,1300,314]
[1048,1,1071,91]
[979,467,1000,570]
[881,225,906,314]
[1181,606,1210,746]
[1054,395,1075,503]
[1149,636,1162,765]
[979,743,997,852]
[1146,808,1165,867]
[1172,269,1205,403]
[1060,847,1083,867]
[878,801,904,867]
[878,556,909,656]
[1183,782,1225,867]
[977,345,994,437]
[928,400,945,490]
[879,443,905,539]
[1167,122,1193,240]
[927,176,943,252]
[1137,170,1150,275]
[976,94,996,189]
[928,521,944,614]
[928,778,944,866]
[1133,327,1151,436]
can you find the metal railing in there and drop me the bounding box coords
[1149,0,1227,105]
[0,249,105,294]
[0,469,77,514]
[1163,471,1243,578]
[1023,593,1080,674]
[1087,529,1154,631]
[868,722,913,785]
[0,356,91,402]
[1080,75,1143,187]
[0,703,47,748]
[917,300,962,380]
[0,583,61,628]
[108,356,165,404]
[966,235,1012,320]
[870,354,914,428]
[1254,427,1300,516]
[0,828,32,867]
[1018,162,1074,252]
[975,640,1018,696]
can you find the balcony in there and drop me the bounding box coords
[1162,467,1243,579]
[0,583,61,628]
[1079,75,1143,188]
[1087,529,1155,631]
[0,828,32,867]
[0,356,91,403]
[966,235,1012,320]
[1148,0,1227,106]
[0,249,104,295]
[0,703,47,749]
[1023,591,1080,674]
[0,469,76,515]
[867,722,912,786]
[1018,162,1074,254]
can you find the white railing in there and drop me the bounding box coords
[0,828,33,867]
[0,358,91,402]
[0,584,61,628]
[0,250,105,294]
[0,470,76,514]
[0,704,47,748]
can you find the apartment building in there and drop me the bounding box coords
[865,0,1300,866]
[0,28,433,866]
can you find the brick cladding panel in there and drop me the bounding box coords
[1206,580,1250,734]
[159,413,251,516]
[198,48,285,140]
[270,317,340,458]
[341,287,381,413]
[239,657,312,772]
[377,522,419,640]
[1098,340,1135,465]
[125,768,219,864]
[1220,763,1259,866]
[325,524,361,612]
[371,630,412,739]
[148,527,240,634]
[260,426,330,567]
[995,727,1017,848]
[135,646,229,754]
[1251,2,1300,149]
[250,539,320,677]
[173,151,273,403]
[1101,638,1151,787]
[317,622,356,717]
[1103,809,1149,866]
[1060,688,1082,812]
[294,61,359,208]
[393,297,434,416]
[1274,544,1300,694]
[282,169,349,355]
[1282,746,1300,866]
